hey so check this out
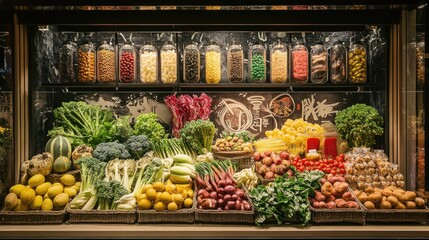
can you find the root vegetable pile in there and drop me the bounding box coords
[253,151,294,180]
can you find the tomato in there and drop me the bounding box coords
[320,163,326,168]
[305,161,311,166]
[330,170,336,175]
[325,167,331,173]
[339,163,344,168]
[293,156,301,162]
[333,162,339,167]
[327,159,334,164]
[314,161,320,166]
[299,166,305,172]
[340,168,345,174]
[310,161,315,166]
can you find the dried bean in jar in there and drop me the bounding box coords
[78,50,96,83]
[97,49,115,83]
[120,52,135,83]
[250,53,265,82]
[59,45,76,83]
[292,50,308,83]
[184,51,200,83]
[228,51,243,82]
[205,50,221,84]
[348,45,367,83]
[330,47,347,84]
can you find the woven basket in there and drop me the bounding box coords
[0,210,66,224]
[213,153,253,171]
[66,204,136,224]
[137,190,197,223]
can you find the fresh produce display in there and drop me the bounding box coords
[136,180,194,211]
[309,174,359,209]
[195,160,252,211]
[345,148,405,190]
[71,144,93,170]
[264,118,325,157]
[48,101,115,148]
[133,113,167,142]
[93,142,131,162]
[249,170,324,225]
[292,154,345,175]
[212,131,254,153]
[3,173,80,211]
[233,167,259,191]
[180,120,216,155]
[335,104,383,148]
[353,186,427,209]
[253,151,295,180]
[164,93,212,138]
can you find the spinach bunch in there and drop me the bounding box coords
[249,170,324,226]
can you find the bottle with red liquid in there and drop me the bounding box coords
[119,43,137,83]
[291,41,309,83]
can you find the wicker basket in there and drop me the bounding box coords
[66,204,136,224]
[0,210,66,224]
[213,152,253,171]
[361,205,428,224]
[137,191,197,223]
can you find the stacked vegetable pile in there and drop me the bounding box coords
[195,160,252,211]
[212,131,254,153]
[292,154,346,175]
[249,170,324,225]
[253,151,294,180]
[3,173,79,211]
[310,174,359,209]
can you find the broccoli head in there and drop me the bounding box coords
[93,142,131,162]
[125,135,151,160]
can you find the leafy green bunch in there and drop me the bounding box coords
[133,113,167,142]
[180,120,217,155]
[335,103,384,148]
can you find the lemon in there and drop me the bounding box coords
[41,198,53,211]
[20,188,36,205]
[155,192,162,204]
[136,193,147,203]
[64,186,77,198]
[53,193,70,208]
[172,193,184,205]
[183,198,193,208]
[47,185,64,198]
[52,182,63,187]
[60,174,76,186]
[28,174,45,187]
[141,184,153,194]
[30,195,43,210]
[138,199,152,210]
[181,190,188,199]
[9,184,26,197]
[187,189,194,198]
[160,192,172,204]
[152,182,165,192]
[153,202,166,211]
[165,184,176,194]
[44,192,49,199]
[175,186,184,194]
[14,200,29,211]
[36,182,51,195]
[167,202,178,211]
[146,188,157,200]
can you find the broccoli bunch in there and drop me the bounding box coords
[93,142,131,162]
[125,135,151,160]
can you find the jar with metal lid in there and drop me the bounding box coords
[59,41,77,83]
[329,40,347,84]
[291,41,309,83]
[97,41,116,83]
[183,42,200,83]
[140,43,158,84]
[249,42,266,83]
[160,41,177,84]
[77,41,96,83]
[310,41,328,84]
[119,43,137,83]
[270,40,288,83]
[205,41,222,84]
[348,41,367,83]
[227,41,244,83]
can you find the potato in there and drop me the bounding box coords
[382,196,387,202]
[380,200,392,209]
[406,201,417,209]
[321,182,334,196]
[414,197,426,208]
[313,201,320,208]
[395,188,406,194]
[325,194,336,203]
[387,186,398,191]
[353,190,361,197]
[358,192,368,203]
[315,192,326,202]
[347,201,359,209]
[394,202,406,209]
[382,189,393,197]
[318,201,327,208]
[327,201,336,209]
[387,196,399,207]
[342,192,353,202]
[416,192,427,199]
[374,188,383,193]
[364,187,374,194]
[335,199,348,208]
[392,191,406,203]
[404,191,417,201]
[368,193,382,204]
[364,201,376,209]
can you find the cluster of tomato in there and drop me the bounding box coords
[291,154,346,175]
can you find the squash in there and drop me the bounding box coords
[53,156,72,173]
[45,135,72,160]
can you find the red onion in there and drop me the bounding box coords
[223,194,232,202]
[235,200,241,210]
[227,201,235,209]
[231,194,238,201]
[224,185,235,195]
[235,189,245,199]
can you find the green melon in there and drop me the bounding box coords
[45,135,72,160]
[53,156,72,173]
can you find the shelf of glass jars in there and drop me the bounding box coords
[41,82,177,91]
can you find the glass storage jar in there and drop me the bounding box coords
[183,42,200,83]
[416,38,425,84]
[160,41,177,84]
[205,41,222,84]
[227,41,244,83]
[77,41,96,83]
[291,41,309,83]
[249,42,266,83]
[310,41,328,84]
[348,41,367,83]
[329,40,347,84]
[119,43,137,83]
[270,40,288,83]
[58,41,77,83]
[97,41,116,83]
[140,43,158,84]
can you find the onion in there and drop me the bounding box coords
[242,200,252,210]
[231,194,238,201]
[218,187,225,194]
[209,191,218,200]
[223,194,232,202]
[218,180,226,188]
[235,200,241,210]
[225,179,233,186]
[235,189,245,199]
[224,185,235,195]
[227,201,235,209]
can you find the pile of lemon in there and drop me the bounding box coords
[136,180,194,211]
[3,173,80,211]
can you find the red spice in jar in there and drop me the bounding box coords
[292,50,308,82]
[120,52,135,83]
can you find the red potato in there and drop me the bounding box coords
[209,191,218,200]
[318,201,327,208]
[328,176,342,184]
[231,194,238,201]
[217,198,225,207]
[313,201,320,208]
[333,182,349,198]
[242,200,252,210]
[265,171,275,179]
[321,182,334,196]
[263,157,273,167]
[264,151,272,158]
[236,189,245,199]
[325,194,336,203]
[224,185,235,195]
[342,192,353,202]
[309,197,316,205]
[327,201,337,209]
[273,157,282,165]
[347,201,359,209]
[335,198,348,208]
[280,151,289,160]
[200,198,217,209]
[315,191,326,202]
[253,152,261,161]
